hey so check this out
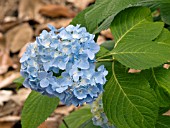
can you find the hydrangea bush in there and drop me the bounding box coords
[14,0,170,128]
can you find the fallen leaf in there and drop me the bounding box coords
[0,72,21,89]
[0,0,18,20]
[0,122,15,128]
[5,23,33,53]
[164,64,170,69]
[97,35,106,45]
[54,105,75,116]
[18,43,30,58]
[0,20,21,33]
[50,19,72,28]
[67,0,95,10]
[0,36,14,75]
[35,19,72,35]
[18,0,44,23]
[45,115,62,128]
[38,122,48,128]
[101,29,114,39]
[128,69,141,73]
[39,4,76,18]
[0,90,13,106]
[11,88,31,106]
[0,116,20,122]
[0,101,18,117]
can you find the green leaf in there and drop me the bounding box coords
[85,0,164,33]
[13,76,24,85]
[156,28,170,42]
[156,28,170,48]
[79,119,100,128]
[21,91,59,128]
[159,106,170,115]
[160,3,170,25]
[13,76,25,90]
[142,68,170,107]
[96,46,109,58]
[71,0,170,33]
[107,7,170,70]
[96,41,115,59]
[71,5,94,31]
[60,106,93,128]
[100,41,115,51]
[155,115,170,128]
[93,14,115,34]
[85,0,142,33]
[103,61,159,128]
[149,68,170,94]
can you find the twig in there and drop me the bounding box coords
[63,119,69,128]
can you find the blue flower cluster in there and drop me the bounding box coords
[20,24,108,106]
[91,94,115,128]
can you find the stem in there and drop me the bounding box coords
[96,53,112,60]
[97,58,114,62]
[63,119,69,128]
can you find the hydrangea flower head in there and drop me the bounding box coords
[20,24,108,106]
[91,94,115,128]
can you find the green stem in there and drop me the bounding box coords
[97,58,114,62]
[96,53,112,60]
[63,119,69,128]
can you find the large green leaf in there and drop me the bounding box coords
[149,68,170,94]
[79,119,100,128]
[70,5,94,31]
[160,3,170,25]
[156,28,170,42]
[106,7,170,70]
[100,41,115,51]
[156,28,170,48]
[155,115,170,128]
[85,0,142,33]
[21,91,59,128]
[103,62,159,128]
[142,68,170,107]
[85,0,168,33]
[71,0,169,34]
[96,46,109,58]
[59,106,93,128]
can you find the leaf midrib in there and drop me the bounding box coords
[151,68,160,87]
[111,52,159,55]
[112,62,145,127]
[114,18,146,47]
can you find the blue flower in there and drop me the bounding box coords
[76,54,89,69]
[48,24,57,32]
[69,65,82,82]
[40,78,50,88]
[20,24,108,106]
[58,29,72,40]
[73,87,88,99]
[87,86,99,98]
[84,42,100,59]
[52,56,69,70]
[54,79,69,93]
[61,72,73,86]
